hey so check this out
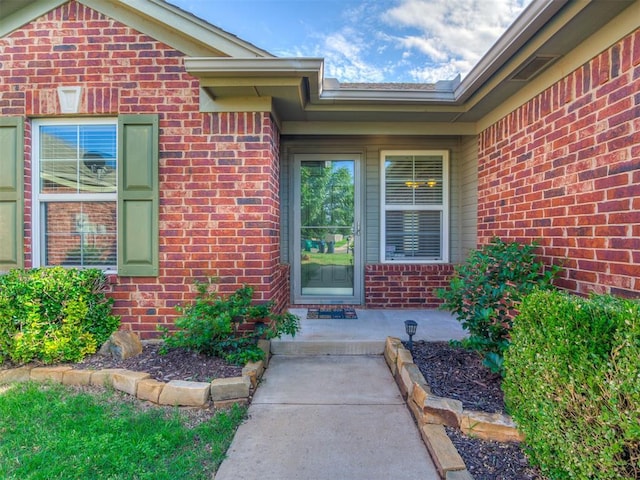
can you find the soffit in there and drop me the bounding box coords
[454,0,636,122]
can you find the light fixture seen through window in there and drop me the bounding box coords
[405,179,438,188]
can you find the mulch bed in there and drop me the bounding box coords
[0,345,244,426]
[445,426,544,480]
[411,340,504,413]
[411,340,547,480]
[73,343,242,383]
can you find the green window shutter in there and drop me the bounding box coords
[117,115,159,276]
[0,117,24,271]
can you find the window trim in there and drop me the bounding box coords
[380,149,450,263]
[32,117,118,272]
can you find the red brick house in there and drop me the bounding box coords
[1,0,638,337]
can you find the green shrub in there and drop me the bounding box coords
[161,281,300,365]
[436,238,560,374]
[0,267,120,365]
[503,290,640,479]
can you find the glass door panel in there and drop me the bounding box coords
[294,155,361,304]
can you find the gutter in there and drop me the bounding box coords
[184,57,324,77]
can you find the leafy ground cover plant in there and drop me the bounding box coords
[436,238,560,374]
[161,281,300,365]
[503,290,639,479]
[0,382,246,479]
[0,267,120,365]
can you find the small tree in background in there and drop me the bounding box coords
[436,238,560,374]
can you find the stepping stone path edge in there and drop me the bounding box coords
[0,342,270,409]
[385,336,524,480]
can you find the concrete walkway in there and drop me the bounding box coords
[214,309,465,480]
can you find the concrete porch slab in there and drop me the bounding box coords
[272,308,465,355]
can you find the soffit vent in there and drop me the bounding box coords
[511,55,559,81]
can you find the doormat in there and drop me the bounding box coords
[307,308,357,319]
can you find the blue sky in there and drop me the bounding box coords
[170,0,532,83]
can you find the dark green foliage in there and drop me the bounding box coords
[0,267,120,364]
[503,290,640,479]
[161,282,300,365]
[436,238,560,374]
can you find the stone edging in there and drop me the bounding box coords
[0,339,271,409]
[384,337,524,480]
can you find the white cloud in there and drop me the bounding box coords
[399,36,449,62]
[277,11,392,83]
[321,31,390,83]
[276,0,531,84]
[384,0,531,81]
[324,31,362,62]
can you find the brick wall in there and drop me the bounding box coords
[478,29,640,298]
[365,264,454,308]
[0,1,287,337]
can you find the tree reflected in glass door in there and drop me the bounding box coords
[300,160,355,296]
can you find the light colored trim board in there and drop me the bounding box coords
[0,0,66,37]
[282,122,476,136]
[200,94,274,113]
[199,92,281,130]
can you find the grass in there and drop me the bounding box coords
[0,382,246,480]
[301,252,353,266]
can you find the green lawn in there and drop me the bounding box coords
[301,252,353,266]
[0,382,246,480]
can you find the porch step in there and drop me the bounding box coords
[270,340,385,355]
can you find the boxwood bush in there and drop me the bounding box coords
[0,267,120,365]
[503,289,639,479]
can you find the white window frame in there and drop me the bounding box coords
[32,118,118,272]
[380,149,449,263]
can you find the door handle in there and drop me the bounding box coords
[355,222,361,236]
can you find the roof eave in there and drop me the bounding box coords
[184,57,324,96]
[185,58,460,105]
[140,0,273,57]
[454,0,570,102]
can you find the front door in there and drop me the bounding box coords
[292,154,362,304]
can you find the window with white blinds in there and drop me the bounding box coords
[381,150,449,262]
[33,118,117,270]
